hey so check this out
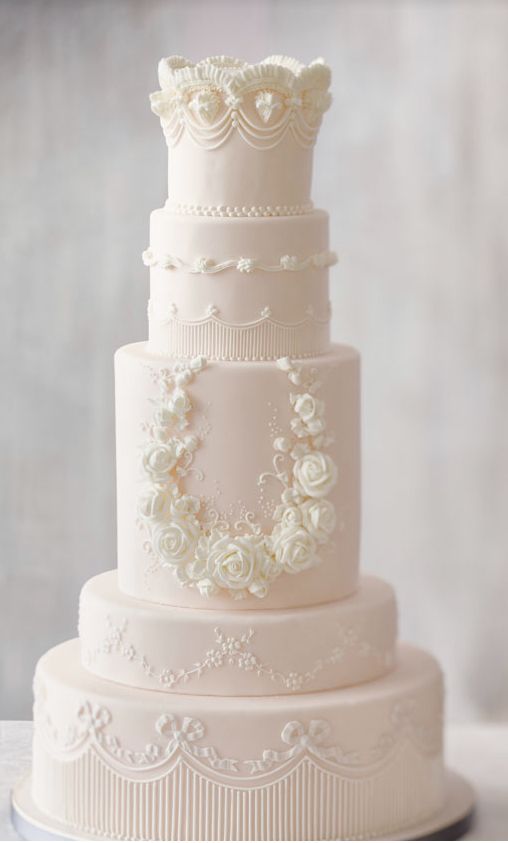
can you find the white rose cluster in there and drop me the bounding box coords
[267,358,339,582]
[138,353,338,601]
[138,359,207,579]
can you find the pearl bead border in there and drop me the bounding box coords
[164,200,314,218]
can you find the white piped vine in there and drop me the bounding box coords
[83,618,386,693]
[142,247,337,274]
[150,55,331,150]
[137,357,337,600]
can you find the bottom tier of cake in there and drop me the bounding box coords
[32,640,445,841]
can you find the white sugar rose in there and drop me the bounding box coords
[142,441,180,482]
[301,499,336,543]
[138,488,167,520]
[273,525,318,574]
[293,451,337,499]
[207,533,264,597]
[152,517,200,569]
[279,505,303,529]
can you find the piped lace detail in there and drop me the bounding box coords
[147,301,331,361]
[150,55,331,150]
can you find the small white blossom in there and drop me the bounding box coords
[280,254,299,271]
[273,436,291,452]
[194,256,215,273]
[293,452,338,499]
[237,257,256,273]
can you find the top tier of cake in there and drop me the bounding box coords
[150,55,331,211]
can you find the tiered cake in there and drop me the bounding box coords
[27,56,451,840]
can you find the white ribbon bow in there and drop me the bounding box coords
[247,719,340,773]
[155,714,238,771]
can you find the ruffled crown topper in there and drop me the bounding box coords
[150,55,332,150]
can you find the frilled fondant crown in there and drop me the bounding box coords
[150,55,332,150]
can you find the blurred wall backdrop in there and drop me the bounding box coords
[1,0,507,720]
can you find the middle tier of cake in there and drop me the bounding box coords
[79,571,397,696]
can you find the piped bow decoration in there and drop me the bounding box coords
[156,714,239,772]
[246,719,349,773]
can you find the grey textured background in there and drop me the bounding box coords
[1,0,507,721]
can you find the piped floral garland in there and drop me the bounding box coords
[137,357,338,600]
[83,619,385,693]
[142,248,338,274]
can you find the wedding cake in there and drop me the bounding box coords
[22,55,462,841]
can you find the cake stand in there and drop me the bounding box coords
[11,768,475,842]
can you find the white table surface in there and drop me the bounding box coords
[1,721,507,841]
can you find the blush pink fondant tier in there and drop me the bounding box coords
[115,342,360,610]
[32,640,445,842]
[147,210,332,360]
[165,131,315,211]
[79,571,397,696]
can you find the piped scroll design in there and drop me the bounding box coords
[150,55,331,150]
[137,358,338,600]
[142,247,338,274]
